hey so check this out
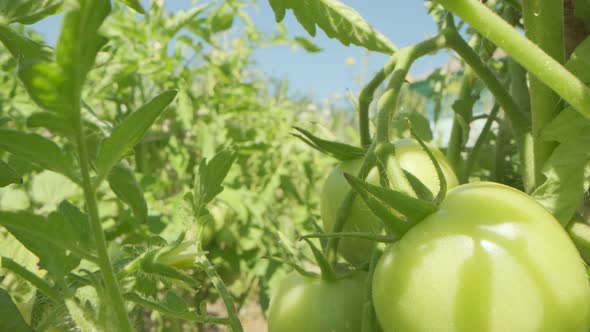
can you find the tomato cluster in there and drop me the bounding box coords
[268,139,590,332]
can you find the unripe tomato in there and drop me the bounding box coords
[373,182,590,332]
[267,271,367,332]
[321,138,458,263]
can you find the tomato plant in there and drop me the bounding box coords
[373,182,590,332]
[2,0,590,331]
[267,271,367,332]
[321,138,458,263]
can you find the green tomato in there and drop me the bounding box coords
[267,271,367,332]
[321,138,458,263]
[373,182,590,332]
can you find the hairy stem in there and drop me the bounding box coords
[76,130,133,332]
[196,255,243,332]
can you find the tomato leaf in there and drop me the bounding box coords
[292,127,365,161]
[0,25,52,60]
[0,257,61,302]
[0,211,85,281]
[26,112,75,137]
[108,163,147,223]
[574,0,590,22]
[0,129,78,182]
[392,111,433,142]
[533,108,590,225]
[566,36,590,85]
[0,0,63,24]
[192,148,238,217]
[116,0,145,14]
[343,173,438,236]
[16,0,109,129]
[293,36,322,52]
[209,5,234,33]
[57,200,94,252]
[0,160,22,187]
[164,4,209,37]
[267,0,396,54]
[95,90,177,185]
[531,36,590,224]
[17,61,69,113]
[0,288,33,332]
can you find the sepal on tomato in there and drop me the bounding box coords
[292,126,365,161]
[343,172,438,237]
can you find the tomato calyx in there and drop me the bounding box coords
[343,172,439,237]
[264,236,366,282]
[407,120,447,203]
[341,125,449,240]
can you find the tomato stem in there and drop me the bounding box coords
[358,55,397,148]
[435,0,590,123]
[196,255,244,332]
[462,103,500,181]
[522,0,564,189]
[76,128,133,332]
[441,18,535,192]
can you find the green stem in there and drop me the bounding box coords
[445,20,496,175]
[375,35,447,143]
[117,254,144,280]
[493,117,511,183]
[327,35,444,265]
[446,67,477,174]
[435,0,590,119]
[76,132,133,332]
[462,103,500,181]
[196,255,243,332]
[522,0,564,187]
[358,56,398,147]
[443,26,535,192]
[325,150,375,264]
[124,294,230,325]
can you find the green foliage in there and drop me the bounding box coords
[0,0,62,25]
[2,0,589,331]
[293,126,365,161]
[0,130,78,181]
[533,37,590,225]
[0,160,22,187]
[94,90,177,184]
[0,288,33,332]
[533,108,590,225]
[268,0,396,54]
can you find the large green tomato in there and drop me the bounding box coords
[321,138,458,263]
[373,182,590,332]
[267,271,367,332]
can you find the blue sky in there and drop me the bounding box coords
[31,0,450,101]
